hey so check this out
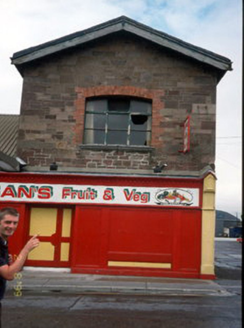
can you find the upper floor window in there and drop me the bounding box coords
[83,97,152,146]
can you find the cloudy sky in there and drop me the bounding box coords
[0,0,242,217]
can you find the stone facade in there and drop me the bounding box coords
[17,33,218,173]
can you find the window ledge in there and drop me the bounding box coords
[79,144,155,152]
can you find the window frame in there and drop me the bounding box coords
[83,96,152,147]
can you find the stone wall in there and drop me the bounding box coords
[17,33,217,173]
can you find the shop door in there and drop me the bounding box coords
[26,207,73,267]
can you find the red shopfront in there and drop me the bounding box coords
[0,171,216,279]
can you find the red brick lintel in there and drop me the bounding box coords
[74,86,164,144]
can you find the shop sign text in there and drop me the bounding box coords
[0,183,199,207]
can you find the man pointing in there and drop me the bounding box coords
[0,207,39,326]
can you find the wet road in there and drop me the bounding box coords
[2,291,242,328]
[2,240,242,328]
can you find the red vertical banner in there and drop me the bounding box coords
[183,116,190,153]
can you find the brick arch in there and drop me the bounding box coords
[74,85,164,145]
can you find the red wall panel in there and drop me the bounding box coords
[72,206,102,268]
[71,206,202,278]
[107,208,173,263]
[173,209,201,272]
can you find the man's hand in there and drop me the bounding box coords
[24,235,40,253]
[0,235,40,280]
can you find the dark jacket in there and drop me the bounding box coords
[0,237,9,300]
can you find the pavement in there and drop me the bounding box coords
[6,238,242,297]
[6,270,233,297]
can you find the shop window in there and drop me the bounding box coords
[83,97,152,146]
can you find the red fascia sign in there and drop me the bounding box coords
[0,183,200,207]
[179,116,190,153]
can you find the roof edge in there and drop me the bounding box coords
[11,16,232,75]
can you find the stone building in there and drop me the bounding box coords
[0,16,232,279]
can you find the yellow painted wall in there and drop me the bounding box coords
[28,242,55,261]
[201,174,216,275]
[108,261,171,269]
[28,208,57,261]
[62,209,72,237]
[28,207,71,263]
[61,243,70,261]
[29,208,57,236]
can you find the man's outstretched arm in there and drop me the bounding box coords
[0,235,39,280]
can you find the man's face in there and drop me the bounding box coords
[0,214,19,239]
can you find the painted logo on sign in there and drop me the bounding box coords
[155,188,193,206]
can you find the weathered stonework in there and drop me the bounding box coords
[16,33,218,173]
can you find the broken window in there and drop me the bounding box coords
[84,97,152,146]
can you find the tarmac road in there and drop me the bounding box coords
[2,238,242,328]
[2,292,242,328]
[215,238,242,280]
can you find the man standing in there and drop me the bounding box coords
[0,207,39,326]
